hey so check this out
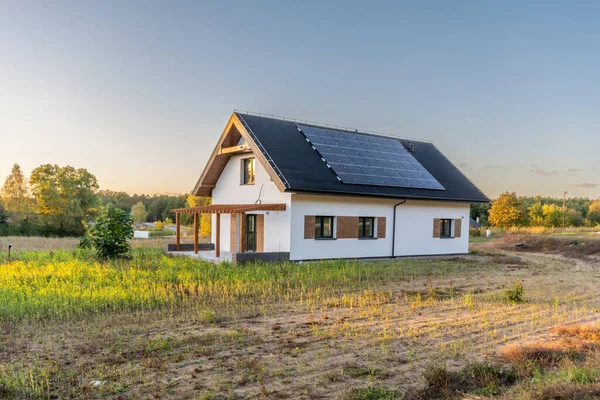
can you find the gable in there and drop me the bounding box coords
[192,113,286,196]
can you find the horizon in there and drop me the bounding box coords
[2,1,599,199]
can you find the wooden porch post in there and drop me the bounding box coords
[176,212,181,251]
[215,213,221,258]
[240,213,245,253]
[193,212,199,254]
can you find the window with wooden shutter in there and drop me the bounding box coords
[454,219,462,238]
[230,214,238,251]
[337,216,358,238]
[433,218,441,238]
[377,217,386,238]
[257,214,264,251]
[304,215,315,239]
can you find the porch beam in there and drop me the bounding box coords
[216,213,221,258]
[193,212,199,254]
[218,144,251,155]
[175,212,181,251]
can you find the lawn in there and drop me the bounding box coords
[1,237,600,399]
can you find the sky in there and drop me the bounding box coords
[1,0,599,199]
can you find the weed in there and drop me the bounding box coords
[505,279,525,303]
[407,361,515,399]
[463,291,474,309]
[342,387,402,400]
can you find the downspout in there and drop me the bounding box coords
[391,198,407,258]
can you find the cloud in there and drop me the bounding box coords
[483,165,506,169]
[465,118,474,123]
[570,183,599,188]
[532,168,561,176]
[527,165,581,176]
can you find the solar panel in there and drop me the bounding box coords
[297,124,445,190]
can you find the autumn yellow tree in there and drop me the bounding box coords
[185,194,212,237]
[488,192,526,228]
[588,200,600,226]
[0,163,32,222]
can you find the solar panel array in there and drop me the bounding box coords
[297,124,445,190]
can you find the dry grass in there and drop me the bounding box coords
[0,235,197,253]
[499,339,591,368]
[533,383,600,400]
[551,325,600,342]
[0,236,79,252]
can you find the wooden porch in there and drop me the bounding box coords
[170,203,286,257]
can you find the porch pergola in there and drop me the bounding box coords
[170,203,286,256]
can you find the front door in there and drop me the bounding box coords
[245,214,257,252]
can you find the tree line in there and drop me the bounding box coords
[471,192,600,228]
[0,163,209,237]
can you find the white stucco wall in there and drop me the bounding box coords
[208,152,470,258]
[289,194,470,261]
[210,153,291,252]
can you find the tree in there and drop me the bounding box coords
[566,209,584,227]
[184,194,212,237]
[131,201,148,224]
[528,203,544,226]
[470,203,490,226]
[0,200,8,226]
[29,164,99,235]
[541,203,562,227]
[588,200,600,226]
[488,192,526,228]
[80,204,133,258]
[0,163,31,222]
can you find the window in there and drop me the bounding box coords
[440,218,453,238]
[242,158,255,185]
[358,217,375,238]
[315,216,334,239]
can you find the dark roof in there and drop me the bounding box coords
[235,112,489,203]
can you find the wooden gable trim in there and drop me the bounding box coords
[192,113,287,196]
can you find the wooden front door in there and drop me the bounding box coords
[245,214,257,252]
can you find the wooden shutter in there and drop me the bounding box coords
[377,217,386,238]
[454,219,462,238]
[337,216,358,238]
[304,215,315,239]
[433,218,441,238]
[230,214,238,252]
[257,214,264,252]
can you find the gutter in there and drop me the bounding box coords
[391,198,407,258]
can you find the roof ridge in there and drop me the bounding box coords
[234,109,431,143]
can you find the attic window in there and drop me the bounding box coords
[241,158,255,185]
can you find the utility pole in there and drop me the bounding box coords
[563,191,568,229]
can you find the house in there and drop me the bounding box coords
[170,111,489,262]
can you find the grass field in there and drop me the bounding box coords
[1,236,600,399]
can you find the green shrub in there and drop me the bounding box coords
[79,204,133,258]
[505,280,525,303]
